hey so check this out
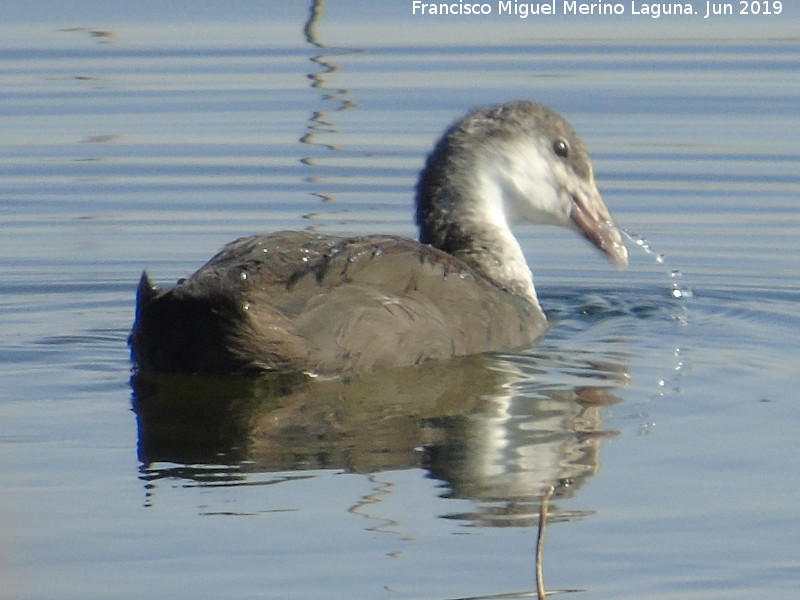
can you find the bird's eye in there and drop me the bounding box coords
[553,139,570,158]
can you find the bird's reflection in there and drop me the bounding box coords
[132,347,625,525]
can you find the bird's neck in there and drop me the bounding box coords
[418,174,540,306]
[452,223,540,305]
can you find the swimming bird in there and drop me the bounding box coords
[130,101,627,376]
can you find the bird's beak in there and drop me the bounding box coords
[569,187,628,267]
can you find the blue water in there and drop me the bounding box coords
[2,3,799,599]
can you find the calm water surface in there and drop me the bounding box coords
[2,3,799,599]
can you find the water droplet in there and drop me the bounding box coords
[671,286,693,299]
[638,421,657,436]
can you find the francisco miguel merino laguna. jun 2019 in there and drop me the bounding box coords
[411,0,784,19]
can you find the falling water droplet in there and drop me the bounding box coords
[613,226,693,414]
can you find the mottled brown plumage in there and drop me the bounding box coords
[131,232,545,374]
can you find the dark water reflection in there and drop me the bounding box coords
[133,344,625,526]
